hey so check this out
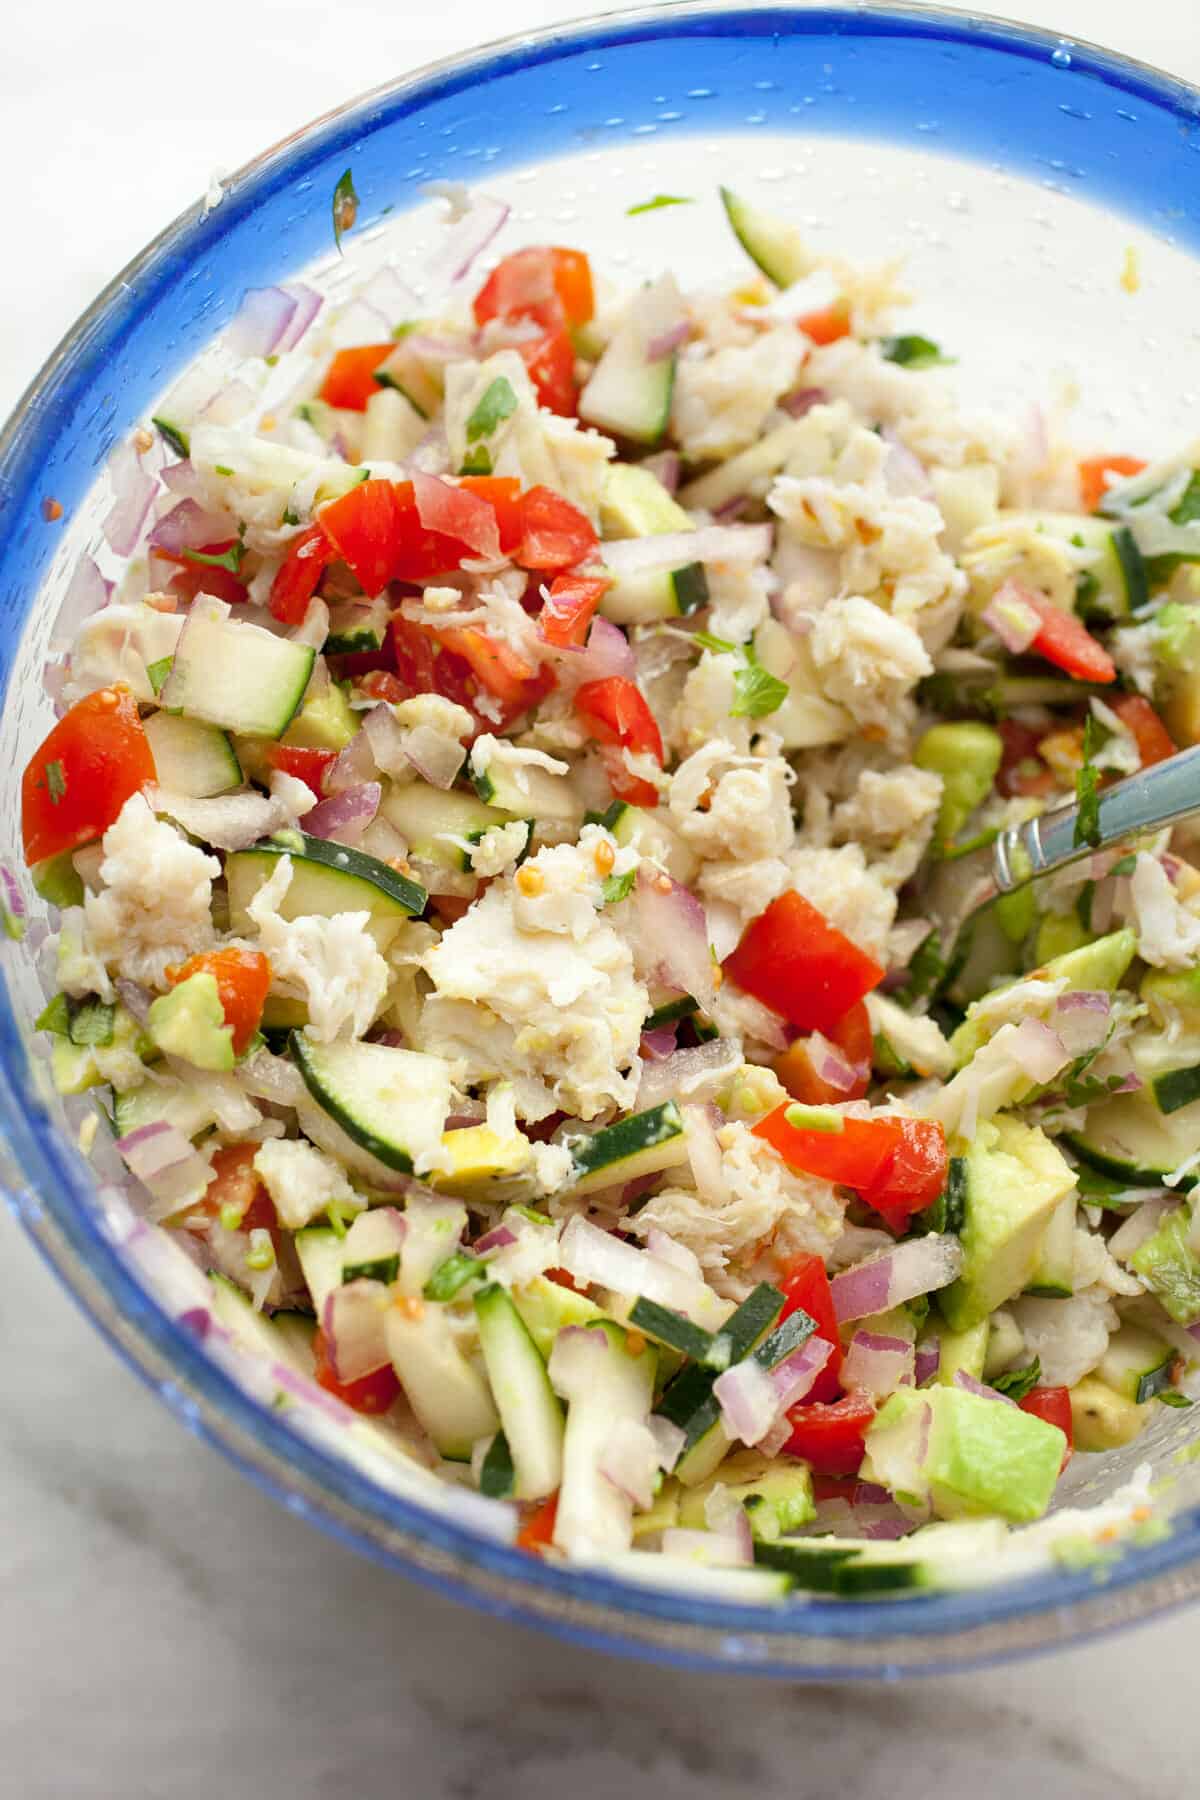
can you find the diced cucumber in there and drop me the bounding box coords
[1023,1194,1077,1298]
[361,384,427,464]
[381,782,510,872]
[340,1209,407,1285]
[372,342,441,419]
[677,1451,815,1541]
[291,1037,452,1175]
[678,419,810,514]
[384,1302,499,1460]
[209,1273,317,1366]
[1064,1091,1200,1188]
[578,274,683,447]
[552,1322,658,1557]
[324,596,391,656]
[226,832,425,952]
[396,1195,469,1297]
[600,463,693,537]
[474,1283,564,1500]
[570,1101,688,1197]
[112,1073,224,1142]
[609,804,698,885]
[656,1283,786,1487]
[191,424,363,508]
[295,398,364,460]
[992,511,1147,619]
[600,561,709,624]
[1097,1323,1176,1404]
[144,711,243,799]
[479,1430,515,1498]
[627,1296,730,1368]
[293,1226,346,1316]
[470,759,580,826]
[1130,1205,1200,1325]
[592,1552,792,1602]
[160,606,316,741]
[720,187,814,288]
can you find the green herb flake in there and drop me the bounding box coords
[479,1429,515,1499]
[146,656,174,697]
[152,417,190,458]
[991,1358,1042,1402]
[69,1001,116,1049]
[601,868,637,906]
[1159,1390,1193,1408]
[732,654,789,720]
[182,537,245,574]
[35,993,72,1038]
[459,447,493,477]
[1074,763,1101,849]
[214,464,235,477]
[332,168,359,254]
[44,760,67,806]
[466,376,518,444]
[879,333,955,369]
[626,194,695,216]
[1109,853,1137,877]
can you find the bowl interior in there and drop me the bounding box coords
[4,1,1200,1674]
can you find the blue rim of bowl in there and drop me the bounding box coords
[5,0,1200,1675]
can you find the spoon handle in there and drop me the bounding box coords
[992,744,1200,893]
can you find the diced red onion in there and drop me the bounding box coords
[914,1339,940,1386]
[1113,1071,1143,1094]
[841,1329,915,1399]
[102,438,158,556]
[475,1224,517,1256]
[568,616,635,684]
[425,193,511,288]
[983,581,1041,655]
[630,865,717,1011]
[953,1369,1018,1408]
[177,1305,212,1341]
[359,264,422,328]
[880,427,932,499]
[770,1335,833,1409]
[321,1279,391,1382]
[302,781,381,845]
[153,785,296,853]
[831,1235,963,1323]
[402,332,474,366]
[599,1418,662,1509]
[269,1360,352,1424]
[548,1322,610,1396]
[1053,990,1111,1057]
[199,379,258,427]
[757,1414,795,1459]
[0,863,26,928]
[327,725,378,794]
[237,1047,308,1107]
[558,1215,724,1328]
[116,1121,213,1220]
[160,459,207,500]
[713,1355,780,1445]
[602,522,772,578]
[43,659,68,715]
[635,1038,738,1111]
[149,498,238,557]
[274,282,324,353]
[641,1025,678,1061]
[330,298,391,350]
[362,702,413,776]
[226,285,300,358]
[401,724,466,790]
[413,470,501,559]
[780,385,828,418]
[807,1030,861,1095]
[1108,1196,1175,1260]
[341,1206,407,1267]
[713,495,750,523]
[647,1413,687,1474]
[661,1522,752,1568]
[51,556,111,646]
[114,978,152,1024]
[640,451,680,496]
[647,320,691,362]
[1010,1016,1070,1084]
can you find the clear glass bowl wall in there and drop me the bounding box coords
[4,2,1200,1676]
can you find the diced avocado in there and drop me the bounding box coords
[1035,912,1090,963]
[1130,1204,1200,1324]
[50,1038,106,1096]
[431,1124,533,1193]
[938,1117,1077,1332]
[1142,964,1200,1027]
[1069,1375,1149,1452]
[677,1451,815,1542]
[1098,1323,1176,1404]
[920,1384,1065,1523]
[950,927,1137,1067]
[48,1003,152,1095]
[983,1309,1025,1379]
[935,1319,989,1386]
[1024,1193,1077,1298]
[511,1275,607,1359]
[282,681,357,752]
[145,972,234,1073]
[31,850,85,909]
[913,721,1002,853]
[600,462,693,537]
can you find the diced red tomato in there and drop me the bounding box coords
[21,686,157,869]
[518,327,578,416]
[796,301,851,346]
[1019,589,1117,684]
[773,999,872,1105]
[574,676,664,807]
[166,946,271,1057]
[166,561,249,608]
[269,523,332,624]
[319,478,404,598]
[473,247,595,331]
[996,718,1056,800]
[428,893,477,926]
[459,476,523,555]
[318,343,397,412]
[1019,1384,1073,1471]
[516,1491,560,1553]
[783,1391,876,1475]
[202,1143,279,1242]
[1112,694,1177,769]
[264,743,338,801]
[724,890,884,1035]
[754,1105,948,1233]
[539,574,610,648]
[437,627,542,706]
[777,1252,843,1402]
[515,485,599,573]
[312,1325,402,1415]
[1079,455,1146,514]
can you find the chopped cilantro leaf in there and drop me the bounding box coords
[601,868,636,906]
[1073,711,1103,848]
[146,656,173,696]
[1159,1391,1193,1408]
[35,993,72,1038]
[878,334,955,369]
[731,656,788,719]
[151,417,189,458]
[627,194,695,215]
[466,376,518,443]
[282,506,300,526]
[332,168,359,254]
[214,464,234,477]
[45,760,67,805]
[991,1358,1042,1401]
[459,447,494,476]
[182,539,245,574]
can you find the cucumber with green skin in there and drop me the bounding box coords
[474,1283,564,1500]
[226,831,426,952]
[570,1101,689,1196]
[160,607,316,741]
[145,711,243,799]
[291,1036,452,1175]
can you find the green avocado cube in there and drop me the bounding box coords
[600,463,694,538]
[938,1117,1076,1332]
[282,681,357,751]
[922,1385,1064,1524]
[1131,1205,1200,1324]
[146,972,235,1073]
[913,721,1002,852]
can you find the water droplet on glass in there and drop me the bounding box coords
[1051,46,1072,67]
[686,87,714,99]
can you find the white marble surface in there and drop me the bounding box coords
[5,2,1200,1793]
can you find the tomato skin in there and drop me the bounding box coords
[436,626,541,705]
[459,476,523,555]
[21,686,156,868]
[515,485,599,573]
[539,575,609,648]
[753,1106,947,1233]
[270,523,331,624]
[724,890,884,1035]
[1112,694,1176,769]
[797,301,851,346]
[1020,589,1117,684]
[202,1143,279,1241]
[859,1117,949,1234]
[574,676,665,807]
[1079,455,1146,513]
[167,564,250,607]
[319,478,404,598]
[318,344,397,411]
[773,1000,872,1105]
[778,1253,843,1402]
[516,1491,560,1553]
[265,743,337,801]
[518,328,578,415]
[166,947,271,1057]
[784,1391,876,1475]
[1018,1385,1073,1470]
[996,718,1056,800]
[473,247,594,331]
[313,1326,402,1415]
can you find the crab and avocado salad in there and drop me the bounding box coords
[13,174,1200,1602]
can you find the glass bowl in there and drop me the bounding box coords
[5,0,1200,1678]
